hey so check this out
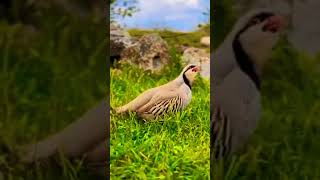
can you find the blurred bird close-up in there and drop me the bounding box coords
[211,8,288,159]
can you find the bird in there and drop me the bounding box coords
[115,64,201,121]
[19,100,109,175]
[211,8,287,159]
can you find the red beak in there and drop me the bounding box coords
[192,65,201,72]
[264,15,287,32]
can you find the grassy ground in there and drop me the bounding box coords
[110,50,210,179]
[0,9,107,179]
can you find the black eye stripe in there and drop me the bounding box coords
[185,65,196,72]
[237,12,274,36]
[189,65,196,69]
[251,12,274,23]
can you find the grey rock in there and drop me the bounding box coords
[200,36,210,47]
[120,34,170,72]
[182,47,210,79]
[110,23,133,57]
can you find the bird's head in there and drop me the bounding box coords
[233,9,288,72]
[180,64,201,88]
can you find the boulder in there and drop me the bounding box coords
[200,36,210,47]
[182,47,210,79]
[289,0,320,55]
[110,23,133,58]
[120,34,170,72]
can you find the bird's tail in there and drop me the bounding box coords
[115,89,155,114]
[114,105,129,114]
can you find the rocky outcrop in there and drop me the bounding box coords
[120,34,170,72]
[288,0,320,55]
[200,36,210,47]
[110,24,211,75]
[182,47,210,79]
[110,23,133,58]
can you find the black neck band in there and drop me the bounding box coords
[230,12,275,90]
[183,73,191,90]
[182,65,196,90]
[232,36,261,90]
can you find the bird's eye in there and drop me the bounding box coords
[250,18,260,25]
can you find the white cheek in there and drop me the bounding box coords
[185,71,195,79]
[239,31,279,68]
[240,28,279,51]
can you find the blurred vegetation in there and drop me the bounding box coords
[0,1,106,179]
[211,0,236,49]
[212,1,320,179]
[111,0,139,22]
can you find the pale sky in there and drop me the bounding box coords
[112,0,210,32]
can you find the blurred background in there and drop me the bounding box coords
[212,0,320,179]
[0,0,107,179]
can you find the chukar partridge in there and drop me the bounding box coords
[211,8,287,159]
[116,64,201,121]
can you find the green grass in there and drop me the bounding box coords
[110,50,210,179]
[0,11,107,179]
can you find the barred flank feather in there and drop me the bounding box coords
[116,64,199,121]
[211,107,232,159]
[145,96,183,119]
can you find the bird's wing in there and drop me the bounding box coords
[212,69,261,159]
[116,88,157,113]
[137,90,182,114]
[211,106,232,159]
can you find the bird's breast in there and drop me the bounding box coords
[179,84,192,108]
